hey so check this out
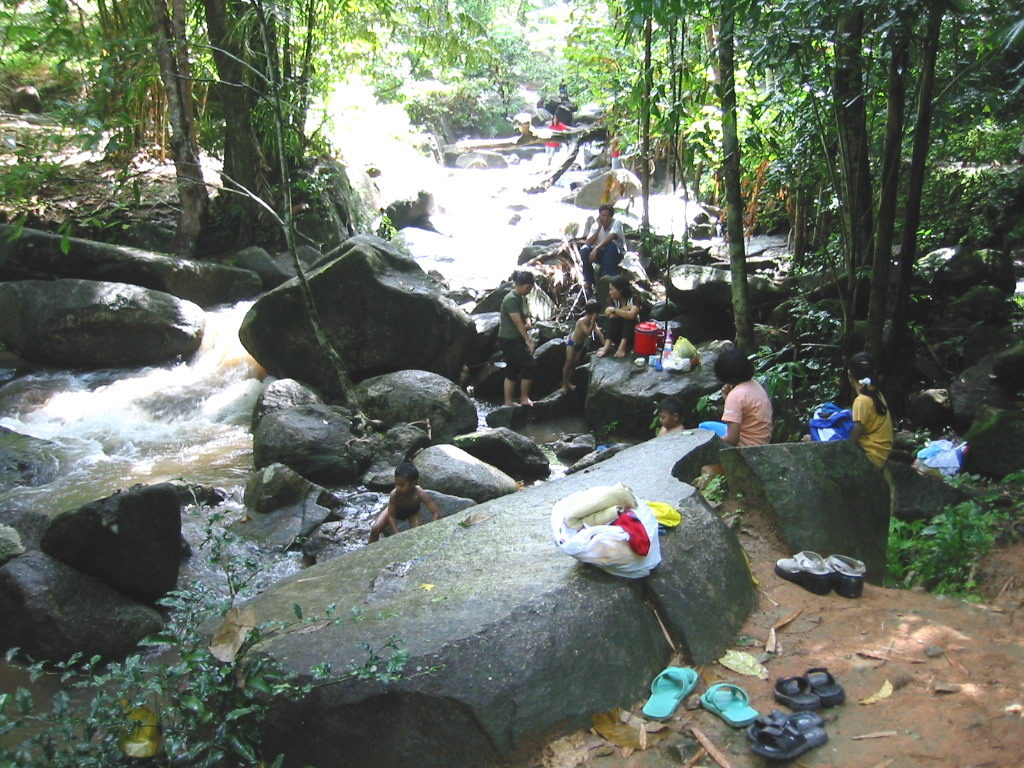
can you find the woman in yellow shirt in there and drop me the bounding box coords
[847,353,893,468]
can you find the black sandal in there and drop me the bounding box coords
[805,667,845,707]
[773,675,821,711]
[748,724,814,761]
[751,710,829,748]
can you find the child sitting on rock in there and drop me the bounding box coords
[561,301,606,393]
[596,276,640,359]
[700,347,773,446]
[847,352,893,468]
[369,463,442,543]
[657,396,684,435]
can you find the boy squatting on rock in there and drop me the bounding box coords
[369,463,442,543]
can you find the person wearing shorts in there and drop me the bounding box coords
[498,271,539,406]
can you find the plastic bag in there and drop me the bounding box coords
[914,439,966,477]
[552,483,637,530]
[552,485,662,578]
[673,337,698,360]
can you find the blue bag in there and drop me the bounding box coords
[808,402,853,442]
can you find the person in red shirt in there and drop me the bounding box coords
[545,114,570,166]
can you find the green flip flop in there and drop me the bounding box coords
[642,666,698,719]
[700,683,759,727]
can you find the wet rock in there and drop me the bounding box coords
[949,355,1018,430]
[0,426,58,493]
[384,190,434,230]
[908,388,953,429]
[0,526,26,566]
[362,424,432,491]
[887,463,972,522]
[237,488,342,552]
[252,405,377,486]
[451,428,549,478]
[517,244,549,265]
[0,225,262,306]
[412,445,518,502]
[668,312,736,345]
[466,312,501,366]
[352,370,477,443]
[720,441,890,582]
[564,443,628,474]
[485,388,585,428]
[916,246,1015,294]
[244,463,321,513]
[964,407,1024,479]
[471,284,511,314]
[552,434,596,463]
[455,151,508,170]
[239,235,474,397]
[993,344,1024,391]
[252,378,323,429]
[0,279,204,369]
[0,551,163,660]
[584,346,724,438]
[232,246,292,289]
[950,285,1014,324]
[240,431,753,768]
[9,85,41,113]
[666,264,780,313]
[40,483,184,603]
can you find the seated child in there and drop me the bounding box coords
[847,352,893,468]
[700,347,772,446]
[369,462,443,543]
[657,396,684,435]
[596,276,640,359]
[562,301,606,393]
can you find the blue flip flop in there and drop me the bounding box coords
[700,683,759,727]
[642,666,698,719]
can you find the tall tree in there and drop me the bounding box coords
[149,0,209,255]
[718,0,753,352]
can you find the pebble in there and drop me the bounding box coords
[924,645,945,657]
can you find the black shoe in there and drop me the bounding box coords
[774,551,834,595]
[825,554,866,598]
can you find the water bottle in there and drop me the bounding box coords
[662,327,674,364]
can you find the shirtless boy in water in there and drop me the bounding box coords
[369,462,443,543]
[561,301,605,393]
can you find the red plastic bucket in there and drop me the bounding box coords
[633,321,664,356]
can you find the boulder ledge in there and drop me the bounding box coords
[235,430,753,768]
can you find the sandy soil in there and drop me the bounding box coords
[529,498,1024,768]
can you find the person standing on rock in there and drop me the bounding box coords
[499,271,538,407]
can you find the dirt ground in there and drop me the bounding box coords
[529,498,1024,768]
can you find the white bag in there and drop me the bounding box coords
[551,485,662,579]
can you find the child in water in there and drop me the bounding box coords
[657,396,684,435]
[561,301,606,393]
[847,352,893,468]
[369,462,443,543]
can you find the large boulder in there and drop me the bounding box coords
[551,434,596,463]
[0,426,59,493]
[887,463,972,522]
[907,388,953,429]
[584,346,724,437]
[0,225,261,306]
[244,463,321,514]
[252,405,377,486]
[352,370,477,443]
[993,344,1024,391]
[252,378,323,429]
[0,551,163,660]
[485,388,585,428]
[451,428,550,478]
[40,483,184,603]
[384,190,435,230]
[232,246,292,289]
[948,355,1018,430]
[720,441,890,582]
[362,424,432,491]
[234,431,753,768]
[963,407,1024,479]
[9,85,42,113]
[666,264,779,314]
[916,246,1015,294]
[238,236,474,397]
[0,279,204,369]
[236,487,343,552]
[412,445,518,502]
[466,312,501,366]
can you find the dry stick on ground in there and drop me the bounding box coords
[688,727,732,768]
[682,747,708,768]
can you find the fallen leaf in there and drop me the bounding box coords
[717,649,768,679]
[419,583,435,591]
[119,704,160,758]
[859,679,894,705]
[209,607,256,663]
[541,732,588,768]
[772,609,802,630]
[851,730,898,740]
[460,511,495,527]
[765,627,778,654]
[620,746,634,758]
[592,709,647,750]
[429,596,446,602]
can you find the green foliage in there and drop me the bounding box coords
[702,474,727,504]
[918,164,1024,252]
[0,508,408,767]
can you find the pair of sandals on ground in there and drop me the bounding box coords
[776,551,866,598]
[642,665,845,760]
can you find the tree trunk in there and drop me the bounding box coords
[792,184,810,269]
[718,2,753,352]
[889,8,943,383]
[865,24,910,359]
[832,8,873,336]
[640,17,653,242]
[202,0,266,237]
[149,0,208,255]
